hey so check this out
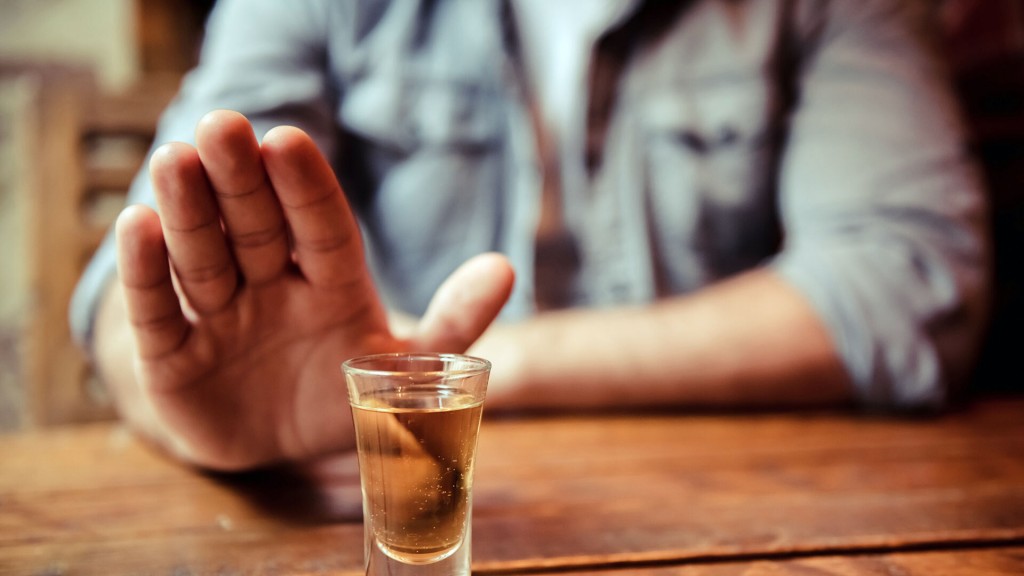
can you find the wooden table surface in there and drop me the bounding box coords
[2,396,1023,575]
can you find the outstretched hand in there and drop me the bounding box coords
[113,110,513,470]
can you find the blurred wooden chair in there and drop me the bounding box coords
[2,61,177,426]
[0,0,210,429]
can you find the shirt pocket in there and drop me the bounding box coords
[342,74,502,153]
[637,76,783,281]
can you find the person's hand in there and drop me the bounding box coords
[114,110,513,470]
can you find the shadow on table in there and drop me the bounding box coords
[202,452,365,526]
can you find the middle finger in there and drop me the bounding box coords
[196,110,290,285]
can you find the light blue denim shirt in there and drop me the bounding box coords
[72,0,990,410]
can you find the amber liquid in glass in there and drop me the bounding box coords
[351,387,484,564]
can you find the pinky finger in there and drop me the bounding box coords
[115,205,190,360]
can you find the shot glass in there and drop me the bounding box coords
[343,353,490,576]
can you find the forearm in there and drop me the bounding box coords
[473,268,854,411]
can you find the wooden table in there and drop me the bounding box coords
[2,397,1023,575]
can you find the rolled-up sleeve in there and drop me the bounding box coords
[771,0,991,409]
[69,0,340,354]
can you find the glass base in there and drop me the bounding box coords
[365,527,470,576]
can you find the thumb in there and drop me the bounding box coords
[413,253,515,353]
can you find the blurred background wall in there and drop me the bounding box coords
[0,0,138,90]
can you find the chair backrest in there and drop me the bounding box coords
[2,61,176,427]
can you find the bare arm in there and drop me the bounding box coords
[473,268,853,411]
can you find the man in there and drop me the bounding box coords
[71,0,989,470]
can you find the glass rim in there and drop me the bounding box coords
[341,352,491,378]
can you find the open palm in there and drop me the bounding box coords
[114,111,512,470]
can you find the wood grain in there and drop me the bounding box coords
[470,399,1024,572]
[546,546,1024,575]
[0,398,1021,575]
